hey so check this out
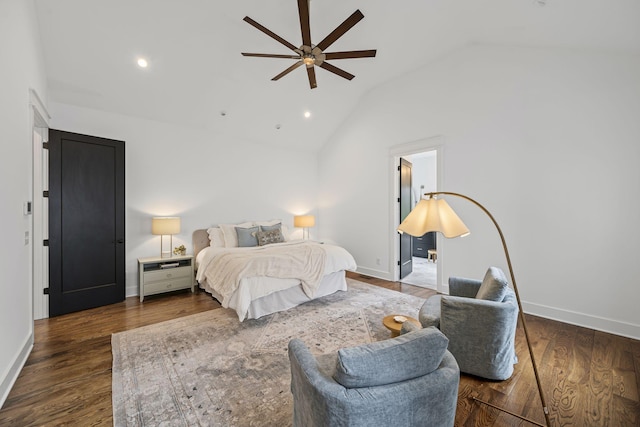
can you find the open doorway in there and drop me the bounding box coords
[400,151,437,288]
[390,136,443,292]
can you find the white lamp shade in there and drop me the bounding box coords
[397,198,470,238]
[294,215,315,228]
[152,217,181,235]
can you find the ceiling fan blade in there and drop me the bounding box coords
[316,9,364,51]
[243,16,298,52]
[318,61,355,81]
[306,66,317,89]
[297,0,312,47]
[324,50,377,60]
[242,53,301,59]
[272,61,304,81]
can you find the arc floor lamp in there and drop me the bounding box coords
[397,192,550,427]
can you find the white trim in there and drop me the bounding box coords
[0,333,33,408]
[389,136,445,292]
[30,89,50,320]
[29,88,50,123]
[355,266,393,281]
[523,302,640,341]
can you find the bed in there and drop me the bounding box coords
[192,223,357,321]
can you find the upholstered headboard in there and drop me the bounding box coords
[192,229,209,260]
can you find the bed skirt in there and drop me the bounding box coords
[198,270,348,320]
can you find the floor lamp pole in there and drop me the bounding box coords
[430,192,551,427]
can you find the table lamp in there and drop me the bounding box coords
[152,217,181,258]
[294,215,315,240]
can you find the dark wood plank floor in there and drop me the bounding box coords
[0,272,638,426]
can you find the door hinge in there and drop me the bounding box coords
[43,142,49,149]
[397,197,400,203]
[43,239,49,246]
[397,165,400,171]
[397,260,401,266]
[43,190,49,198]
[43,287,49,295]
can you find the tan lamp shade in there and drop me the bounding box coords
[293,215,315,228]
[397,197,470,238]
[152,217,181,235]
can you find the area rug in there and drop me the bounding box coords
[112,279,425,426]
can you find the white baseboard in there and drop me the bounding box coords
[126,284,138,298]
[354,267,393,281]
[523,301,640,341]
[0,333,34,409]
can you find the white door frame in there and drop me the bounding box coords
[30,89,50,320]
[389,136,445,293]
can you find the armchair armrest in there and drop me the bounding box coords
[448,276,481,298]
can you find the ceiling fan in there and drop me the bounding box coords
[241,0,377,89]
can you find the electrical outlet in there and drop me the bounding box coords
[376,258,381,266]
[24,231,29,245]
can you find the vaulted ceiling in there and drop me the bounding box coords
[34,0,640,151]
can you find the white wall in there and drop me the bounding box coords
[319,44,640,339]
[49,102,319,296]
[0,0,47,408]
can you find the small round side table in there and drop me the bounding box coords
[382,314,421,337]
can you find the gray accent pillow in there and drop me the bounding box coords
[236,226,259,247]
[475,266,509,301]
[256,229,284,246]
[333,327,449,388]
[260,223,282,232]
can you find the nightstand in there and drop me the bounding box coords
[138,254,194,302]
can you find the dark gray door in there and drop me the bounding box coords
[48,129,125,316]
[399,158,412,279]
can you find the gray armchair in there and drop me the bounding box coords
[288,327,460,427]
[402,267,519,381]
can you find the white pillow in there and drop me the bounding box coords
[280,225,291,241]
[220,222,254,247]
[207,227,225,248]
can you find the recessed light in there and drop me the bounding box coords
[137,58,148,68]
[304,111,311,118]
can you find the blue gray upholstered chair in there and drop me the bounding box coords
[288,327,460,427]
[402,267,519,381]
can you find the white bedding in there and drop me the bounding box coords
[196,240,356,320]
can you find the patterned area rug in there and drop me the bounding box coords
[112,279,425,426]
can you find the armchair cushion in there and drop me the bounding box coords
[475,266,509,302]
[333,327,449,388]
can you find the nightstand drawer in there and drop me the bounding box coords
[144,267,191,284]
[138,255,195,302]
[144,277,193,295]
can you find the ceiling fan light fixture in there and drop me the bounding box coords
[241,1,376,89]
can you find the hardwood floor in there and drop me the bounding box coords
[1,273,638,426]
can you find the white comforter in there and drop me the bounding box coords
[196,240,356,312]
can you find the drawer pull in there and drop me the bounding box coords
[166,283,173,288]
[166,273,173,278]
[160,263,180,269]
